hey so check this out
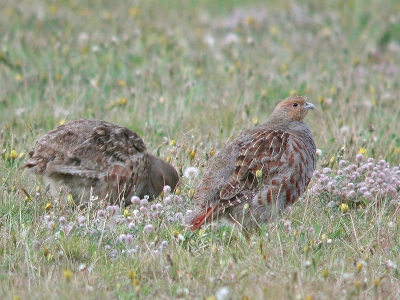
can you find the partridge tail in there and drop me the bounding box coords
[189,207,214,231]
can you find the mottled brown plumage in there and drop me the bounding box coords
[187,96,316,230]
[24,119,179,206]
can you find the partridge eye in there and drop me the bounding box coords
[292,103,298,107]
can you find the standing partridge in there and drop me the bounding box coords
[24,119,179,206]
[187,95,316,230]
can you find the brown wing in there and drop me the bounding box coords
[70,121,146,167]
[219,129,289,201]
[25,120,146,176]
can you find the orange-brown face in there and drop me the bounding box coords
[275,95,315,121]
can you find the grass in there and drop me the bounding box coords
[1,0,400,299]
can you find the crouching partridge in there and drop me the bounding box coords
[187,96,316,230]
[24,119,179,206]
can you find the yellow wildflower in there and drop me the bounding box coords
[340,203,349,212]
[358,148,367,155]
[10,150,18,159]
[49,5,57,14]
[67,193,74,205]
[63,269,73,281]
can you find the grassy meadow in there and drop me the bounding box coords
[1,0,400,298]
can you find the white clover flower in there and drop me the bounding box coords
[140,198,149,206]
[174,195,184,204]
[164,196,172,205]
[130,196,140,205]
[125,234,134,247]
[78,263,87,272]
[386,260,397,269]
[118,234,126,242]
[106,205,119,216]
[47,221,55,230]
[44,215,52,223]
[355,153,364,162]
[77,216,86,226]
[177,234,185,242]
[127,248,138,254]
[97,210,106,218]
[216,287,230,300]
[163,185,171,195]
[144,224,154,233]
[184,166,199,179]
[59,216,66,226]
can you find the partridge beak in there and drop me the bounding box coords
[305,102,315,110]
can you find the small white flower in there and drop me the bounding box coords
[164,196,172,205]
[59,216,66,226]
[340,126,351,136]
[106,205,119,216]
[177,234,185,242]
[163,185,171,195]
[223,32,240,45]
[316,149,323,157]
[127,248,138,254]
[78,263,87,271]
[125,234,134,247]
[342,272,354,281]
[140,199,149,206]
[91,45,100,53]
[77,216,86,226]
[144,224,154,233]
[216,287,230,300]
[174,195,184,204]
[304,260,311,268]
[130,196,140,205]
[47,221,55,230]
[97,210,106,218]
[386,260,397,269]
[118,234,126,242]
[184,167,199,179]
[44,215,52,223]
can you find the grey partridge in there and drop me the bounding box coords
[24,119,179,206]
[187,96,316,230]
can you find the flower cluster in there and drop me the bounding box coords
[37,185,189,260]
[311,154,400,207]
